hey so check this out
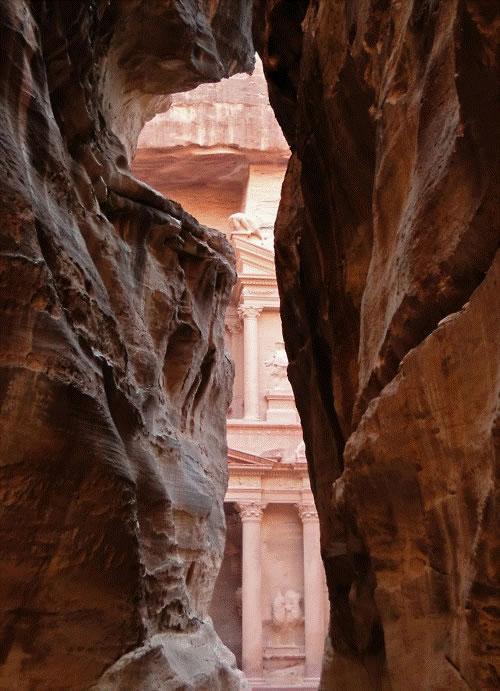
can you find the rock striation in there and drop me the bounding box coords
[1,0,498,689]
[255,1,500,689]
[133,54,289,238]
[0,1,253,689]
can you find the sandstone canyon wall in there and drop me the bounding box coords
[1,1,499,690]
[0,1,254,689]
[255,1,499,689]
[133,55,289,237]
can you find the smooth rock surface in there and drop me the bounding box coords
[0,1,253,688]
[255,1,500,689]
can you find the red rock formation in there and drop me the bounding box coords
[1,0,498,688]
[0,1,253,688]
[255,1,499,689]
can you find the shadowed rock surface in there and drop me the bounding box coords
[1,0,499,689]
[0,1,253,688]
[255,1,499,689]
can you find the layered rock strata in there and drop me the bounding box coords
[255,1,499,689]
[0,1,253,688]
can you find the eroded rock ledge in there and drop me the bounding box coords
[0,1,253,689]
[255,1,499,689]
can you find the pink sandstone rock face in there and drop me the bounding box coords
[0,1,254,689]
[138,56,288,153]
[255,1,499,689]
[133,56,289,236]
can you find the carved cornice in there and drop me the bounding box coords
[227,419,302,430]
[236,500,264,521]
[237,305,262,320]
[241,287,277,296]
[240,277,276,286]
[296,503,318,522]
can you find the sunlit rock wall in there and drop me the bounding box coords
[255,1,500,689]
[134,55,289,235]
[0,1,254,689]
[138,56,287,152]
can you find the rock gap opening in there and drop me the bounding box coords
[131,55,329,688]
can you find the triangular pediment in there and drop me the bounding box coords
[228,448,277,468]
[232,237,275,277]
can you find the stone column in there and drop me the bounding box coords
[238,305,262,419]
[237,501,264,680]
[297,502,324,680]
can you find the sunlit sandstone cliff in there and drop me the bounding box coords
[133,56,289,240]
[0,1,253,689]
[254,1,499,689]
[138,55,287,153]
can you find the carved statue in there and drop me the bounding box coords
[272,588,303,628]
[228,212,263,238]
[284,589,302,624]
[265,342,291,392]
[271,590,286,626]
[228,212,274,250]
[294,440,306,462]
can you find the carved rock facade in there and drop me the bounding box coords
[255,1,499,689]
[0,1,254,689]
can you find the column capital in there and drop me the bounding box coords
[237,305,262,320]
[237,500,264,521]
[296,502,319,523]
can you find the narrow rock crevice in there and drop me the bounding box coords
[0,1,498,689]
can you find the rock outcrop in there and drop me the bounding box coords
[133,55,289,238]
[138,55,287,153]
[0,1,253,689]
[255,1,499,689]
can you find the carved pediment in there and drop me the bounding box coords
[232,237,276,277]
[228,448,278,468]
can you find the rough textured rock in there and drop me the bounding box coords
[255,1,500,689]
[0,1,253,688]
[138,55,288,152]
